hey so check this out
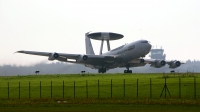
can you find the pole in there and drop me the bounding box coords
[194,77,196,99]
[137,79,138,98]
[63,80,64,98]
[124,79,125,97]
[86,80,88,98]
[98,79,100,98]
[111,79,112,98]
[19,82,20,99]
[51,81,52,98]
[74,81,75,98]
[165,78,166,98]
[179,78,181,98]
[150,78,152,98]
[40,81,41,98]
[8,82,9,99]
[160,78,171,98]
[29,81,30,99]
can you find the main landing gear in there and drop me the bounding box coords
[124,64,132,73]
[124,70,132,73]
[98,68,106,73]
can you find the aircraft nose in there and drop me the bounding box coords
[149,43,152,49]
[146,43,152,53]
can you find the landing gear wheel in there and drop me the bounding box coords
[124,70,132,73]
[124,70,126,73]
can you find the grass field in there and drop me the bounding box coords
[0,73,200,111]
[1,98,200,112]
[0,73,199,99]
[1,104,200,112]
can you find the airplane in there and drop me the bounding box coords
[16,32,182,73]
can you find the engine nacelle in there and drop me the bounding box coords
[154,60,166,68]
[131,59,145,63]
[169,61,181,68]
[77,55,88,62]
[82,55,88,61]
[48,53,59,60]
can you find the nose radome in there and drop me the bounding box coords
[149,43,152,49]
[147,43,152,53]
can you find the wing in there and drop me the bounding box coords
[128,58,183,68]
[119,58,147,68]
[16,50,80,62]
[16,50,122,68]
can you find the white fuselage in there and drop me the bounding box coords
[82,40,151,69]
[103,40,151,63]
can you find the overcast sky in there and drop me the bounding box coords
[0,0,200,66]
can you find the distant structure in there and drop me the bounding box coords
[35,71,40,75]
[81,71,85,75]
[149,46,166,60]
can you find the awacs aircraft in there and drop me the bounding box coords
[16,32,182,73]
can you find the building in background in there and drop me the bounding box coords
[149,46,166,60]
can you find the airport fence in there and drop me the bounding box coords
[0,77,199,99]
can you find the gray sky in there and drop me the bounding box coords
[0,0,200,66]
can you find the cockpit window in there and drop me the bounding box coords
[141,41,148,43]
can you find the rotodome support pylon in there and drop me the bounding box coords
[87,32,124,54]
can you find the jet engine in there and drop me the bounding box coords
[77,55,88,62]
[154,60,166,68]
[48,53,59,60]
[82,55,88,61]
[131,59,145,63]
[169,60,181,68]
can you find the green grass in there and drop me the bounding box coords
[0,73,200,111]
[0,98,200,112]
[1,104,200,112]
[0,73,199,99]
[1,105,200,112]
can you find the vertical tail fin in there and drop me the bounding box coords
[85,33,95,55]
